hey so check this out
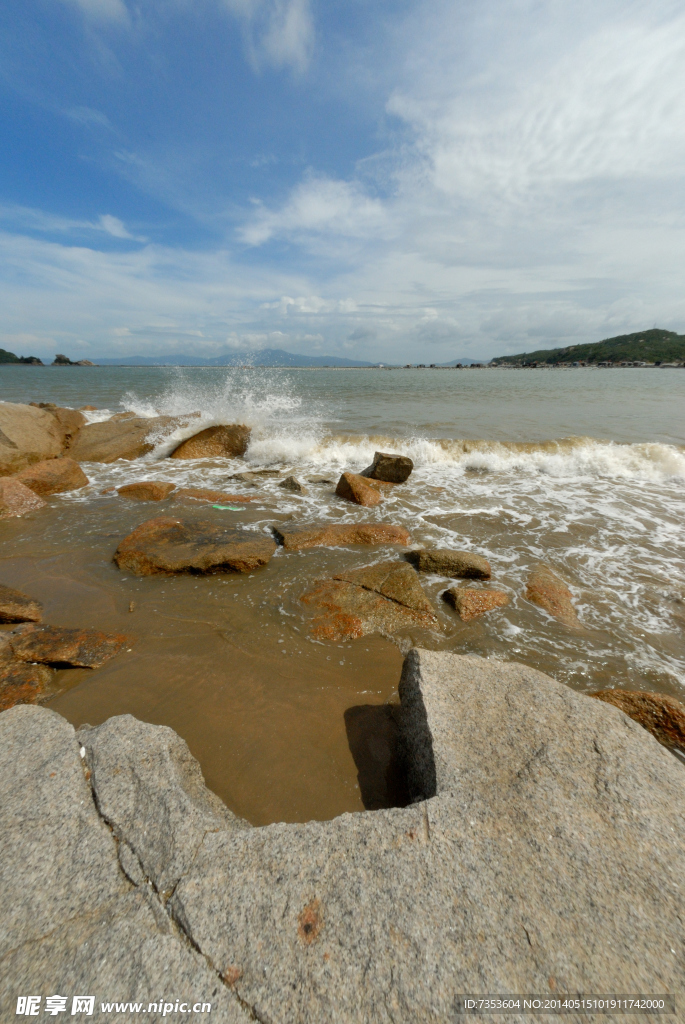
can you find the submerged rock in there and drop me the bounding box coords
[590,688,685,753]
[15,457,88,496]
[175,487,252,504]
[274,522,411,550]
[301,562,437,640]
[362,451,414,483]
[407,548,491,579]
[0,477,46,518]
[525,563,579,626]
[0,582,43,623]
[169,424,251,460]
[69,415,183,462]
[335,471,383,507]
[4,651,678,1017]
[279,475,308,495]
[117,481,176,502]
[9,624,129,669]
[115,517,276,575]
[0,402,63,474]
[443,586,509,621]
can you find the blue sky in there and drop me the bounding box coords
[1,0,684,362]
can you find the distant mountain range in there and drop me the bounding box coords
[88,349,485,367]
[490,329,685,366]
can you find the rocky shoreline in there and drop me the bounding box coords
[1,650,683,1022]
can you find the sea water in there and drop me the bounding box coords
[1,365,683,823]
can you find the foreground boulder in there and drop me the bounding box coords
[362,451,413,483]
[335,471,383,507]
[4,651,681,1019]
[117,481,176,501]
[274,523,411,550]
[0,706,251,1022]
[590,688,685,753]
[443,586,509,621]
[169,424,251,460]
[407,547,491,579]
[0,402,63,474]
[525,563,579,626]
[301,562,437,641]
[0,477,46,518]
[69,415,184,462]
[15,457,88,496]
[0,583,42,623]
[115,517,276,575]
[9,624,129,669]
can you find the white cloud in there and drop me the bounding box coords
[223,0,314,72]
[0,205,146,243]
[240,176,389,245]
[59,0,129,24]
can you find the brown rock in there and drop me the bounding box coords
[175,488,252,504]
[69,415,184,462]
[15,458,88,496]
[590,689,685,753]
[114,517,276,575]
[274,523,412,550]
[117,481,176,502]
[0,402,63,474]
[301,562,437,641]
[0,477,46,518]
[335,472,383,507]
[78,405,98,411]
[362,451,414,483]
[9,624,129,669]
[31,404,87,448]
[525,564,579,626]
[443,587,509,621]
[0,583,43,623]
[0,638,52,711]
[169,424,251,460]
[279,476,308,495]
[407,548,491,580]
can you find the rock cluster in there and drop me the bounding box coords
[2,650,683,1021]
[335,451,413,506]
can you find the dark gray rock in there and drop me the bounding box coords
[279,475,308,495]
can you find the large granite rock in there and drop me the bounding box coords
[362,451,414,483]
[0,477,46,518]
[590,688,685,753]
[15,457,88,496]
[525,563,579,626]
[78,715,249,896]
[1,654,683,1022]
[0,402,63,474]
[274,523,411,550]
[30,402,86,448]
[169,424,251,460]
[69,415,184,462]
[0,582,42,623]
[300,562,437,640]
[0,705,250,1021]
[115,517,277,575]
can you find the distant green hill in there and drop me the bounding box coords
[0,347,43,365]
[491,329,685,366]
